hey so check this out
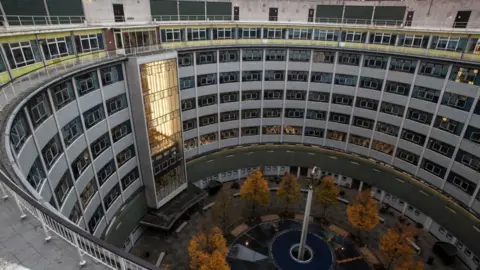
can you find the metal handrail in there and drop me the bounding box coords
[0,14,476,30]
[0,167,161,270]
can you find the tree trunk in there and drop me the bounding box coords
[322,205,328,218]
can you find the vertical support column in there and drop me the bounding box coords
[379,190,386,204]
[371,6,376,25]
[423,217,433,231]
[0,1,9,28]
[36,209,51,241]
[177,1,180,21]
[401,203,408,215]
[73,234,87,266]
[42,0,52,24]
[296,168,300,179]
[13,193,26,219]
[204,1,207,20]
[358,181,364,194]
[341,5,346,24]
[0,43,13,80]
[0,182,9,199]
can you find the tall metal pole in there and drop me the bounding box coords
[298,184,313,260]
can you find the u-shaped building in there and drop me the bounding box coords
[1,0,480,269]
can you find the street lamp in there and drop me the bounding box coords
[297,166,320,260]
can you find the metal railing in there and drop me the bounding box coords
[0,168,161,270]
[0,14,476,31]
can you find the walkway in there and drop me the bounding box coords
[0,196,109,270]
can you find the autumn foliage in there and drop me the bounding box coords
[314,175,340,217]
[211,187,235,232]
[188,226,230,270]
[395,259,424,270]
[240,169,270,217]
[346,189,379,235]
[380,224,420,270]
[276,173,300,214]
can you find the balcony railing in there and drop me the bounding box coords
[0,167,161,270]
[0,14,476,30]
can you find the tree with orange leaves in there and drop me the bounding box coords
[211,187,235,232]
[395,259,424,270]
[240,169,270,217]
[380,224,419,270]
[314,175,340,218]
[188,226,230,270]
[276,173,300,214]
[346,189,379,238]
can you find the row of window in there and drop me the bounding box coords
[164,28,474,53]
[10,85,128,155]
[2,34,104,71]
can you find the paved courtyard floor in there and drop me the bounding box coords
[130,178,469,270]
[0,196,109,270]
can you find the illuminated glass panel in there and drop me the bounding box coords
[140,59,186,201]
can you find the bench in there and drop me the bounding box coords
[155,252,165,267]
[203,202,215,211]
[175,221,188,234]
[406,237,421,255]
[337,197,349,204]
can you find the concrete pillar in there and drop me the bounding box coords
[296,168,300,179]
[402,203,408,215]
[358,181,364,194]
[379,190,386,203]
[423,217,433,231]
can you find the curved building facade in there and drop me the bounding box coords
[1,0,480,269]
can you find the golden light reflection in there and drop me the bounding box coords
[140,59,181,157]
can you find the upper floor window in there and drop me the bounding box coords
[27,158,45,191]
[421,159,446,178]
[187,28,207,41]
[104,184,121,210]
[107,94,128,115]
[380,102,404,117]
[197,73,217,87]
[199,114,217,127]
[112,120,132,143]
[51,80,75,110]
[97,160,115,186]
[308,91,329,103]
[266,49,286,61]
[398,35,428,48]
[329,112,350,124]
[196,51,216,65]
[88,206,104,233]
[80,178,97,208]
[90,133,111,159]
[401,129,426,146]
[396,148,419,166]
[406,108,432,125]
[200,132,217,145]
[390,58,417,73]
[419,62,449,78]
[42,135,63,169]
[220,111,238,122]
[335,74,357,87]
[285,109,304,119]
[6,41,36,68]
[363,55,388,69]
[264,28,284,39]
[434,116,463,135]
[242,127,259,136]
[313,30,338,41]
[263,108,282,118]
[450,66,480,86]
[117,145,135,167]
[456,150,480,172]
[284,125,302,136]
[288,71,308,82]
[263,125,281,135]
[338,53,360,66]
[242,109,260,119]
[264,90,283,100]
[83,104,105,129]
[286,90,306,100]
[349,134,370,148]
[69,203,82,224]
[343,31,366,43]
[27,92,52,128]
[179,76,195,90]
[353,116,374,130]
[219,72,239,84]
[242,91,261,101]
[332,94,354,106]
[289,29,312,40]
[71,150,90,179]
[311,72,332,84]
[183,119,197,131]
[100,64,124,86]
[376,121,399,137]
[243,49,263,61]
[312,51,335,63]
[264,70,284,81]
[411,86,440,103]
[371,32,395,45]
[75,71,100,96]
[214,28,233,39]
[178,53,193,67]
[305,127,324,138]
[447,172,476,195]
[198,94,217,107]
[220,128,238,140]
[306,110,326,120]
[76,34,101,53]
[162,29,182,42]
[441,92,473,112]
[121,167,139,190]
[220,92,238,103]
[359,77,382,91]
[464,126,480,145]
[10,113,30,153]
[219,50,239,63]
[62,117,83,146]
[431,36,467,52]
[356,97,378,111]
[42,37,70,60]
[242,71,262,82]
[385,81,410,96]
[54,172,73,206]
[289,50,310,62]
[239,28,261,39]
[427,138,455,158]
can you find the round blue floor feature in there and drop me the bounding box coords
[271,230,333,270]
